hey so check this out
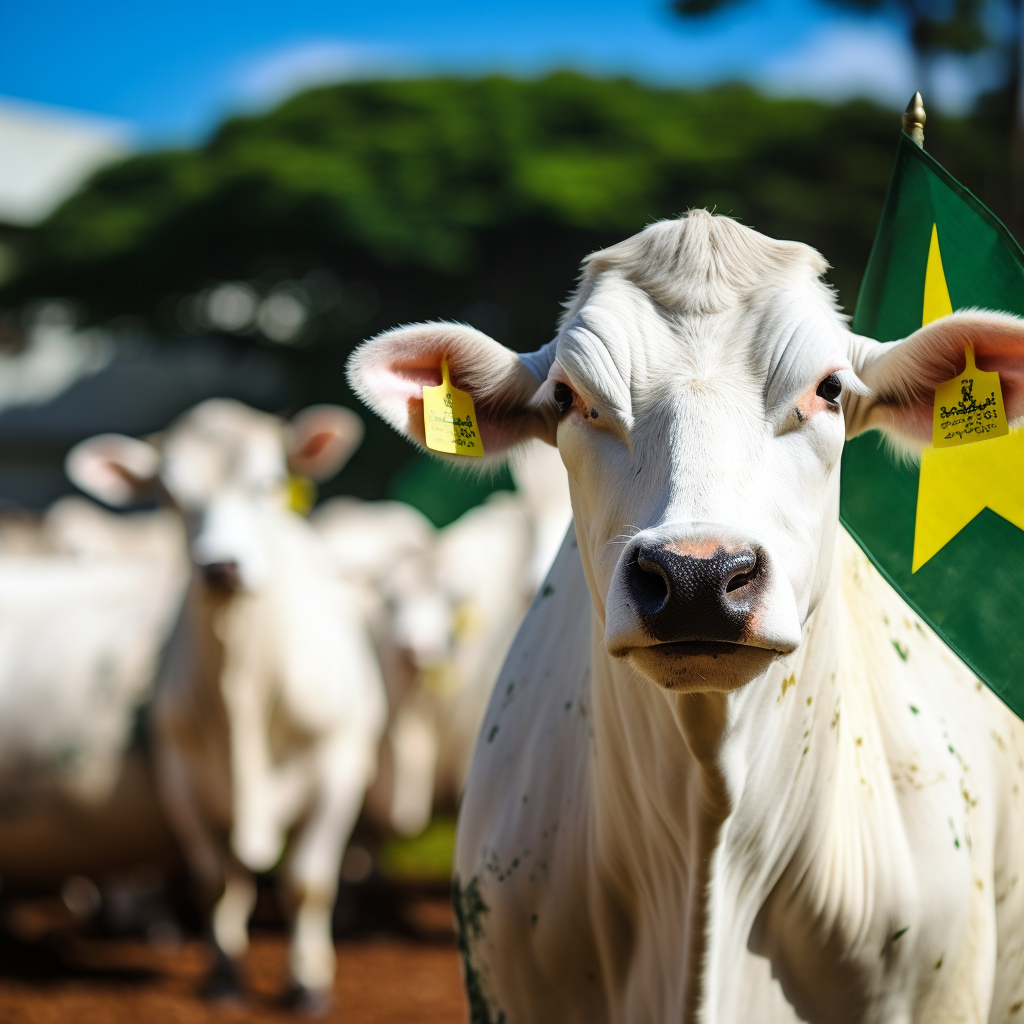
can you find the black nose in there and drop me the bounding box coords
[201,560,241,592]
[625,543,763,643]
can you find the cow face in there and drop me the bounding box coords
[349,212,1024,692]
[546,264,850,691]
[67,400,363,593]
[385,550,454,671]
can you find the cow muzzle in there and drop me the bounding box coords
[627,541,763,645]
[605,526,801,689]
[200,559,243,593]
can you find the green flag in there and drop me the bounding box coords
[841,130,1024,719]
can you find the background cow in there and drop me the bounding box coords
[0,499,186,889]
[349,211,1024,1022]
[313,439,569,838]
[67,399,387,1011]
[311,494,442,836]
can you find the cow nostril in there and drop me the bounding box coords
[725,551,761,594]
[625,541,766,646]
[202,560,241,592]
[630,547,671,616]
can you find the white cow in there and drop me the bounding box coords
[0,501,186,886]
[349,210,1024,1023]
[313,491,533,837]
[509,438,573,593]
[67,399,387,1011]
[312,440,570,840]
[311,494,440,835]
[383,493,532,831]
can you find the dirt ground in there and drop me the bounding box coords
[0,890,466,1023]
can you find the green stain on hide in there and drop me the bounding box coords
[452,876,506,1024]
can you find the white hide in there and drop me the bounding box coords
[455,525,1024,1023]
[0,517,185,806]
[313,492,532,838]
[510,438,573,593]
[70,398,385,999]
[310,496,439,835]
[348,211,1024,1023]
[44,495,185,563]
[423,493,532,810]
[311,496,435,586]
[0,500,186,888]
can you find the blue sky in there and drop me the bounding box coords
[0,0,1000,145]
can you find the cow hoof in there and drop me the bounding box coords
[285,985,333,1017]
[202,950,244,1003]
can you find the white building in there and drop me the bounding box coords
[0,96,129,228]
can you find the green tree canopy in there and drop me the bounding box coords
[5,73,1011,344]
[0,76,921,336]
[1,73,1012,510]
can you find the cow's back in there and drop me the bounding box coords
[0,532,186,888]
[0,552,184,804]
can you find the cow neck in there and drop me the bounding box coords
[589,565,855,1017]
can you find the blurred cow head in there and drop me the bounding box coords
[385,550,454,672]
[67,399,363,593]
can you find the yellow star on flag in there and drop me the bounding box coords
[912,224,1024,571]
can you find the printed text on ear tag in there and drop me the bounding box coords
[931,345,1007,448]
[912,343,1024,572]
[422,358,485,457]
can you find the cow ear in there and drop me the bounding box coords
[346,322,558,458]
[65,434,161,507]
[844,310,1024,451]
[287,405,364,481]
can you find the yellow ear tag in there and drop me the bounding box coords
[422,357,485,457]
[423,659,460,698]
[932,345,1008,448]
[287,474,317,515]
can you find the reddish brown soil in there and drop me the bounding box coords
[0,894,466,1024]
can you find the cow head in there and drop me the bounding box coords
[66,399,363,593]
[349,211,1024,692]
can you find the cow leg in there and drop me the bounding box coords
[284,736,373,1008]
[206,859,256,998]
[155,744,222,893]
[155,745,252,999]
[388,703,440,836]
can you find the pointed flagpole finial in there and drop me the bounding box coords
[902,92,926,148]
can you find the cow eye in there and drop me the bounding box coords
[816,373,842,404]
[553,382,574,417]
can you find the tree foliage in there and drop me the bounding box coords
[6,72,1011,339]
[671,0,996,57]
[3,75,902,334]
[1,73,1013,506]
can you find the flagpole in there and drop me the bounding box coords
[902,92,926,148]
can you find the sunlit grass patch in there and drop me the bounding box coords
[377,815,457,881]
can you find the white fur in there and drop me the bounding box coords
[0,500,186,886]
[349,211,1024,1022]
[314,490,536,836]
[71,398,386,999]
[312,441,571,839]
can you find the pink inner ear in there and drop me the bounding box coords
[351,322,554,455]
[403,394,428,445]
[972,348,1024,423]
[394,364,443,388]
[298,431,333,459]
[398,364,441,445]
[885,404,933,443]
[401,390,530,454]
[873,313,1024,443]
